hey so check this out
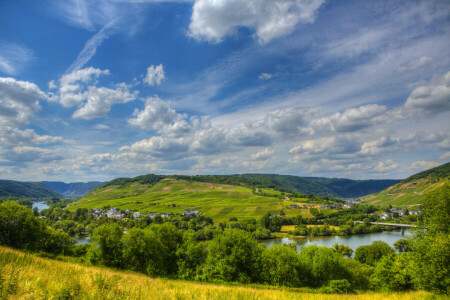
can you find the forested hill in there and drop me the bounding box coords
[238,174,401,198]
[99,173,400,199]
[361,162,450,207]
[41,181,105,198]
[0,180,61,199]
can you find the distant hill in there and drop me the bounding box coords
[237,174,400,198]
[41,181,105,198]
[0,180,61,200]
[361,162,450,208]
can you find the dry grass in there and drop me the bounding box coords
[0,246,437,300]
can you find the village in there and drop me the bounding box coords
[88,207,202,220]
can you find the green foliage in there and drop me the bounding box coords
[90,223,124,268]
[332,243,353,258]
[354,241,395,266]
[370,253,413,291]
[321,279,353,294]
[260,244,305,287]
[203,229,264,283]
[176,231,207,280]
[393,239,412,253]
[0,180,61,200]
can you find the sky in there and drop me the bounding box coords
[0,0,449,182]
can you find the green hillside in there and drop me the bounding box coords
[239,174,400,198]
[70,176,315,221]
[361,162,450,208]
[0,180,61,200]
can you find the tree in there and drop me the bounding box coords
[90,223,124,268]
[177,230,207,280]
[260,244,304,287]
[393,239,412,253]
[332,243,353,258]
[0,201,44,250]
[370,253,413,291]
[203,229,264,283]
[354,241,395,266]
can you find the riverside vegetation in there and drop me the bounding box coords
[0,182,448,298]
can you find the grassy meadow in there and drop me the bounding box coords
[69,179,314,221]
[0,246,438,300]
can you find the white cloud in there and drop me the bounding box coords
[289,136,361,156]
[405,71,450,114]
[56,67,138,119]
[143,64,165,86]
[188,0,325,43]
[0,77,48,127]
[0,128,61,146]
[410,160,440,171]
[120,136,189,160]
[374,160,399,172]
[128,96,183,131]
[397,56,434,72]
[0,42,34,75]
[258,73,272,80]
[251,148,274,160]
[440,152,450,160]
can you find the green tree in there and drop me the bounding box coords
[90,223,124,268]
[177,230,207,280]
[0,201,44,250]
[260,244,305,287]
[332,243,353,258]
[354,241,394,266]
[370,253,413,291]
[203,229,264,283]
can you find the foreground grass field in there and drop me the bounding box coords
[69,179,314,221]
[0,246,438,299]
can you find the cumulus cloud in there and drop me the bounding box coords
[0,128,61,146]
[251,148,274,160]
[410,160,440,171]
[405,71,450,113]
[265,108,313,137]
[0,77,48,127]
[128,96,183,131]
[143,64,165,86]
[311,104,389,132]
[120,136,189,160]
[56,67,138,119]
[374,160,399,172]
[290,136,361,156]
[258,73,272,80]
[189,0,325,43]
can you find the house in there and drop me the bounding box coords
[380,213,392,220]
[181,209,202,216]
[409,210,423,215]
[124,209,132,214]
[391,208,407,217]
[147,212,159,218]
[288,204,301,209]
[343,204,354,209]
[161,212,172,218]
[133,212,142,219]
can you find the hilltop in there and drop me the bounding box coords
[361,162,450,208]
[41,181,105,198]
[70,175,316,221]
[0,180,61,200]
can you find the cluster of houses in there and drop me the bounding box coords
[287,203,316,209]
[319,203,354,210]
[379,209,423,220]
[88,207,201,220]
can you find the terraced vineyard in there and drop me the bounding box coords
[70,178,314,221]
[361,162,449,208]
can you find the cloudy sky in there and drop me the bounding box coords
[0,0,449,182]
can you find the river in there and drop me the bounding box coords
[261,229,411,257]
[31,201,49,212]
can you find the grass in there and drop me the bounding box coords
[360,178,448,208]
[69,179,313,222]
[0,246,438,300]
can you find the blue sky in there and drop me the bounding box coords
[0,0,449,182]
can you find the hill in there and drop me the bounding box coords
[0,246,428,299]
[41,181,105,198]
[238,174,401,198]
[361,162,450,208]
[70,176,316,221]
[0,180,61,200]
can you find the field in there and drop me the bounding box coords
[69,179,313,221]
[360,178,448,208]
[0,246,435,300]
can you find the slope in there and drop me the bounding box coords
[238,174,401,198]
[0,246,428,299]
[360,162,450,208]
[42,181,105,198]
[70,176,313,221]
[0,180,61,200]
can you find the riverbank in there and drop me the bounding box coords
[0,246,433,299]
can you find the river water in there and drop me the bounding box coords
[31,201,49,212]
[261,229,411,256]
